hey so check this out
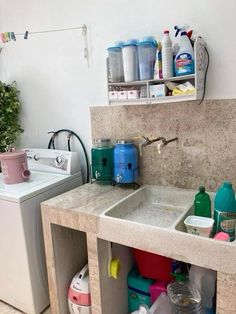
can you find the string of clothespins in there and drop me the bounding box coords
[0,25,89,66]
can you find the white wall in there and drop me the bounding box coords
[0,0,235,155]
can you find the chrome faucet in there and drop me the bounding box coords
[139,136,178,156]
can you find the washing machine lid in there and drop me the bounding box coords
[0,170,82,202]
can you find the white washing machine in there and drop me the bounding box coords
[0,149,83,314]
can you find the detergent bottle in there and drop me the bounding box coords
[194,186,211,218]
[161,30,173,79]
[174,31,194,76]
[214,181,236,241]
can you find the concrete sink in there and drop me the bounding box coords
[103,185,195,229]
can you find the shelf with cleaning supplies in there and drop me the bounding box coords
[0,24,89,67]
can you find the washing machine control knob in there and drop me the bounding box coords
[34,154,40,161]
[55,155,65,166]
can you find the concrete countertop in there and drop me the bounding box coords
[42,182,134,216]
[41,182,236,274]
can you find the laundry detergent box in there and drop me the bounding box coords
[127,266,154,312]
[149,84,166,98]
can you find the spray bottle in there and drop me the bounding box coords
[173,24,192,56]
[174,29,194,76]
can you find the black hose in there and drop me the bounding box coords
[48,129,90,183]
[47,132,56,149]
[197,45,210,105]
[67,133,72,152]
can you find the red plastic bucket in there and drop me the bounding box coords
[132,248,175,282]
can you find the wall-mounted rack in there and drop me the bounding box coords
[107,37,206,105]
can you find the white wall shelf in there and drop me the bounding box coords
[109,94,197,106]
[107,37,206,106]
[108,74,195,87]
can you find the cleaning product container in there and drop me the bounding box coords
[0,148,31,184]
[184,216,214,237]
[153,42,163,79]
[189,265,216,314]
[167,281,202,313]
[161,30,173,79]
[137,37,157,80]
[107,42,124,82]
[214,181,236,241]
[150,281,168,303]
[132,248,179,282]
[131,294,172,314]
[149,292,172,314]
[131,304,149,314]
[68,264,91,314]
[194,186,211,218]
[127,267,154,312]
[91,138,114,182]
[122,39,139,82]
[174,31,194,76]
[114,139,138,184]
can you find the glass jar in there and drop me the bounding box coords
[167,282,203,314]
[114,139,138,184]
[91,138,114,182]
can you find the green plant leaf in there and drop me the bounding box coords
[0,81,24,152]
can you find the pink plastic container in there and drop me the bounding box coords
[0,148,31,184]
[150,280,168,302]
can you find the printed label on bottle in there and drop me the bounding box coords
[175,53,194,75]
[214,209,236,241]
[172,260,181,273]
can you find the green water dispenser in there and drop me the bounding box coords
[91,138,114,183]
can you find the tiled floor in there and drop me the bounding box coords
[0,301,50,313]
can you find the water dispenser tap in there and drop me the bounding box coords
[139,136,178,156]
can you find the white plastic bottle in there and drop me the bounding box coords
[130,293,171,314]
[174,31,194,76]
[149,293,171,314]
[161,30,173,79]
[131,304,149,314]
[189,265,216,313]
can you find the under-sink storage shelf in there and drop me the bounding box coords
[97,239,217,314]
[107,37,206,105]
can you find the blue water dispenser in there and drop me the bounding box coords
[114,139,138,184]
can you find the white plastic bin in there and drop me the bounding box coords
[122,39,139,82]
[137,37,157,80]
[107,42,124,82]
[189,265,217,313]
[184,216,214,237]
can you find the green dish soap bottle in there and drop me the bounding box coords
[194,186,211,218]
[214,181,236,241]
